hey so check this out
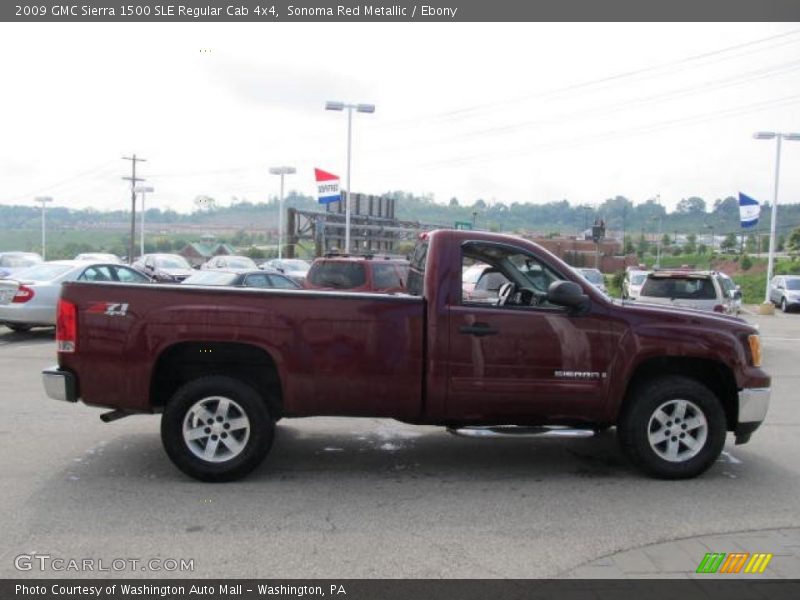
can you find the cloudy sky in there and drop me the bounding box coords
[1,22,799,214]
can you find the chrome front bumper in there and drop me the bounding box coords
[42,366,78,403]
[735,387,770,444]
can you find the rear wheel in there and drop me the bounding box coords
[161,376,274,482]
[618,376,726,479]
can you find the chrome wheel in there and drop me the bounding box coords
[647,399,708,463]
[182,396,250,463]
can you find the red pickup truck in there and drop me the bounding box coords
[42,230,770,482]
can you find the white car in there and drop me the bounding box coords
[259,258,310,284]
[623,269,650,300]
[74,252,123,264]
[636,270,737,315]
[0,261,152,332]
[0,251,43,279]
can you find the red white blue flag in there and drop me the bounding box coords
[315,168,341,204]
[738,192,760,228]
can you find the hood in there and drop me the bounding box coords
[620,298,750,328]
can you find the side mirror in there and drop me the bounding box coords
[547,280,590,313]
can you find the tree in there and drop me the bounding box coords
[745,234,757,253]
[636,232,649,255]
[623,235,635,254]
[685,233,697,254]
[660,233,671,248]
[720,233,738,253]
[676,197,707,215]
[449,197,460,207]
[788,227,800,255]
[778,234,786,252]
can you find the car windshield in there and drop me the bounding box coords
[11,263,73,281]
[0,255,42,268]
[786,279,800,291]
[308,262,367,288]
[641,276,716,300]
[155,256,191,269]
[580,269,603,284]
[631,273,647,285]
[227,257,257,269]
[718,276,735,292]
[183,271,239,285]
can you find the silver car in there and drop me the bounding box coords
[623,269,650,300]
[201,255,258,271]
[0,261,152,332]
[577,268,608,294]
[769,275,800,313]
[637,270,736,315]
[259,258,311,284]
[74,252,123,264]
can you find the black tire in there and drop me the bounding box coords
[161,376,274,482]
[618,375,726,479]
[7,324,32,333]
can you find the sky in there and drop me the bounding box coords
[1,22,800,215]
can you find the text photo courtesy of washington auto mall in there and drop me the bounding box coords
[2,2,800,598]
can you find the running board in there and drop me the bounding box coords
[447,425,596,439]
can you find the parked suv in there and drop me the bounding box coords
[305,254,409,293]
[769,275,800,313]
[637,270,738,314]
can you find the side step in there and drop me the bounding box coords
[447,425,596,439]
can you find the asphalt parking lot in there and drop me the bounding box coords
[0,312,799,579]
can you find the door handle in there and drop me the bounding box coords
[459,323,499,337]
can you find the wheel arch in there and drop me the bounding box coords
[620,356,738,430]
[150,341,283,418]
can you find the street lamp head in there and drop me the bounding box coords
[356,104,376,114]
[134,186,154,194]
[325,101,345,111]
[269,166,296,175]
[35,196,53,203]
[753,132,777,140]
[783,133,800,141]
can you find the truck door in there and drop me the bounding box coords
[447,240,613,422]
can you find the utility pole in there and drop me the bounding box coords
[35,196,53,260]
[122,154,146,264]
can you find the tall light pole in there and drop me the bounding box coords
[134,186,154,258]
[269,166,296,259]
[754,131,800,302]
[325,101,375,253]
[35,196,53,260]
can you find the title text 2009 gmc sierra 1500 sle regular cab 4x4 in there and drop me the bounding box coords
[42,230,770,482]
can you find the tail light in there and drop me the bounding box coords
[12,285,35,303]
[56,299,77,353]
[712,304,724,313]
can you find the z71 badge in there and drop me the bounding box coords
[86,302,129,316]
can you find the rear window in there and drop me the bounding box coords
[641,276,716,300]
[372,263,404,290]
[308,261,367,289]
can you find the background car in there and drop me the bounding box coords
[637,270,736,314]
[134,253,194,282]
[74,252,123,264]
[717,272,742,315]
[769,275,800,313]
[462,262,490,296]
[182,269,301,289]
[623,269,650,300]
[464,268,509,304]
[577,267,608,294]
[0,251,43,279]
[0,261,152,331]
[260,258,310,284]
[201,255,258,271]
[305,255,409,293]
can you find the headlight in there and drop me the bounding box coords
[748,334,762,368]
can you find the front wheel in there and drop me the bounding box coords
[161,376,274,482]
[618,376,726,479]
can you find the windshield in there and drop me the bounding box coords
[12,263,73,281]
[183,271,239,285]
[580,269,603,284]
[0,254,42,269]
[787,279,800,291]
[631,273,647,285]
[155,256,191,269]
[308,262,366,288]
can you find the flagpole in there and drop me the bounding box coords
[764,136,782,303]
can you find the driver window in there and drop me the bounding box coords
[460,242,565,308]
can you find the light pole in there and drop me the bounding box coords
[134,186,154,258]
[269,166,296,259]
[754,131,800,302]
[35,196,53,260]
[325,101,375,253]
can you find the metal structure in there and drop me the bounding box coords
[34,196,53,260]
[134,186,154,257]
[285,193,442,257]
[753,131,800,303]
[325,100,375,253]
[269,166,296,259]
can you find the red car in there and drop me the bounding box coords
[304,254,409,293]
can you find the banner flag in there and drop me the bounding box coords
[738,192,760,228]
[315,168,341,204]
